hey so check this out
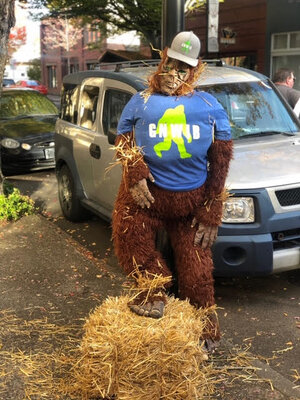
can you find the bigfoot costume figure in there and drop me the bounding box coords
[112,31,233,351]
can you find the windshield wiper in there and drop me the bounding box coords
[240,131,296,139]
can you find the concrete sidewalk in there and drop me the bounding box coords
[0,214,299,399]
[47,94,61,108]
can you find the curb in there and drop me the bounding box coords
[251,359,300,399]
[221,339,300,399]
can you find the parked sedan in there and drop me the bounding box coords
[0,88,58,176]
[14,80,48,95]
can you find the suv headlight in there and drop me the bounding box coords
[1,138,20,149]
[222,197,255,223]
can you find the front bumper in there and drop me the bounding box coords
[212,187,300,277]
[1,147,55,175]
[212,233,300,277]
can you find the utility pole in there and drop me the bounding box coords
[161,0,185,49]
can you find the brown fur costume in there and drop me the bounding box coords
[112,51,233,341]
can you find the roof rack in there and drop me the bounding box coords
[95,59,160,72]
[202,59,225,66]
[95,58,225,72]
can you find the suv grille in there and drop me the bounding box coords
[34,141,55,148]
[272,228,300,250]
[275,187,300,207]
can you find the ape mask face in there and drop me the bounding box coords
[147,48,203,97]
[159,58,191,96]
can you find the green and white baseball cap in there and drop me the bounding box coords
[167,31,201,67]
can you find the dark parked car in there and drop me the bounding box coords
[3,78,15,87]
[14,80,48,95]
[0,88,58,175]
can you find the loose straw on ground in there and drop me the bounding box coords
[0,304,276,399]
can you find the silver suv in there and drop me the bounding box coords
[55,61,300,277]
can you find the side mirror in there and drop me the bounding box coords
[108,128,117,145]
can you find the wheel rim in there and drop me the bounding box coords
[59,174,72,213]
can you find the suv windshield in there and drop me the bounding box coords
[0,91,58,119]
[200,80,300,139]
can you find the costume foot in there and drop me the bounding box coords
[129,299,165,319]
[203,338,220,354]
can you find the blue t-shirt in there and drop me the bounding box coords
[117,91,231,191]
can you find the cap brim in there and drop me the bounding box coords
[167,48,198,67]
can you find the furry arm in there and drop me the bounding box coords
[115,132,150,188]
[195,139,233,226]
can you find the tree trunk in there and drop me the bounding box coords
[0,0,15,195]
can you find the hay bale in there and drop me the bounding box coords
[72,295,216,400]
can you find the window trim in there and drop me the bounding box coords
[101,87,133,137]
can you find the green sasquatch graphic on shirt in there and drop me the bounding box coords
[153,105,192,159]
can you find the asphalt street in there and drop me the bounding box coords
[6,169,300,399]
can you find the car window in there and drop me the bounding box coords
[3,79,15,86]
[200,80,299,139]
[60,83,80,124]
[27,80,39,86]
[79,85,99,130]
[102,89,132,136]
[0,91,58,119]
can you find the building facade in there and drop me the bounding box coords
[186,0,267,72]
[40,21,150,95]
[186,0,300,87]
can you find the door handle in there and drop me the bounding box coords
[89,143,101,159]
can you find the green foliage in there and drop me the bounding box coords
[0,187,35,221]
[3,181,14,195]
[27,58,42,81]
[31,0,162,54]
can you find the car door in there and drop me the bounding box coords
[89,79,136,215]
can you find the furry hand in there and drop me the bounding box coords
[129,173,155,208]
[191,218,218,249]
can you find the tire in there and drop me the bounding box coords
[57,164,90,222]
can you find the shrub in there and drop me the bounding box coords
[0,187,35,221]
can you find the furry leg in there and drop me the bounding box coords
[112,189,172,280]
[167,219,220,342]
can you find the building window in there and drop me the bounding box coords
[47,65,57,88]
[221,55,257,71]
[86,62,98,70]
[290,32,300,49]
[70,64,79,73]
[271,31,300,90]
[84,24,101,45]
[273,34,288,50]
